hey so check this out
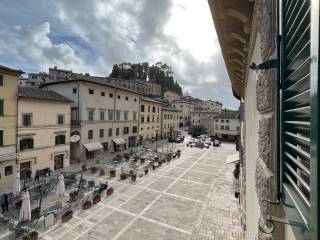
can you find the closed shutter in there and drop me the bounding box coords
[0,130,3,146]
[0,99,3,116]
[280,0,319,238]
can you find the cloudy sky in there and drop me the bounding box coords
[0,0,239,108]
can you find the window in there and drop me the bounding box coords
[88,110,94,121]
[57,114,64,125]
[152,106,156,113]
[109,93,113,98]
[99,129,104,138]
[5,166,12,176]
[100,111,105,121]
[220,126,224,130]
[134,98,137,102]
[116,128,119,136]
[108,128,112,137]
[116,111,121,121]
[157,116,159,122]
[133,112,137,121]
[225,126,230,130]
[221,120,224,123]
[22,114,32,126]
[0,99,3,116]
[108,110,113,121]
[101,91,105,96]
[88,130,93,140]
[123,127,129,134]
[125,96,129,101]
[117,95,120,99]
[215,119,218,122]
[20,138,33,151]
[226,120,229,123]
[148,106,150,112]
[124,111,128,121]
[89,89,94,94]
[152,115,155,122]
[55,135,66,145]
[132,126,137,133]
[141,105,145,112]
[0,129,3,146]
[0,75,3,86]
[141,116,144,123]
[147,116,150,123]
[72,88,77,94]
[157,107,159,113]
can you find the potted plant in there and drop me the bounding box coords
[88,180,95,188]
[131,171,137,181]
[23,230,38,240]
[96,159,101,165]
[106,187,114,196]
[120,171,127,180]
[144,167,149,175]
[124,153,130,161]
[109,167,116,177]
[93,194,101,204]
[166,154,172,162]
[140,157,145,164]
[100,182,108,190]
[99,168,106,176]
[82,200,92,210]
[82,163,87,172]
[90,166,98,174]
[62,209,73,223]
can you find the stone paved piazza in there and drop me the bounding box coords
[40,143,242,240]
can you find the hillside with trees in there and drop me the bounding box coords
[109,62,182,96]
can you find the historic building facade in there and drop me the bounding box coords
[42,78,140,161]
[139,97,162,144]
[209,0,320,239]
[171,100,194,127]
[0,65,23,190]
[161,107,181,139]
[17,87,72,178]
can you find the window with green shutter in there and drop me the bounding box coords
[0,99,3,116]
[0,130,3,146]
[88,130,93,140]
[99,129,104,138]
[279,0,319,238]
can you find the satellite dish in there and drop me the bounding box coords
[70,135,80,143]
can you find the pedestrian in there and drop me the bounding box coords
[0,194,5,213]
[3,194,8,212]
[26,169,32,182]
[35,169,40,183]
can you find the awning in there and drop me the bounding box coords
[112,138,126,145]
[226,153,240,164]
[83,142,103,151]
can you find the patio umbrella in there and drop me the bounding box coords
[19,190,31,221]
[56,174,65,197]
[13,172,21,197]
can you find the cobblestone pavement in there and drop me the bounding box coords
[36,142,242,240]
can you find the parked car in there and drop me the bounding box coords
[213,139,221,147]
[205,139,212,147]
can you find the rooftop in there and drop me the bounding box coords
[18,87,72,103]
[0,64,24,75]
[215,110,239,119]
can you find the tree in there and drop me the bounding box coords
[109,62,183,96]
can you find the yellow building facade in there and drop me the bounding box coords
[0,65,23,191]
[139,97,162,144]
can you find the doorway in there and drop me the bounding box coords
[54,154,64,170]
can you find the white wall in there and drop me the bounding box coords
[245,35,261,240]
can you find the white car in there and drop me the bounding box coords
[188,138,195,144]
[205,140,212,146]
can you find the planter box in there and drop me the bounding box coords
[23,232,38,240]
[140,159,145,164]
[144,169,148,174]
[106,187,114,196]
[82,202,92,210]
[61,211,73,223]
[131,175,137,181]
[110,170,116,178]
[120,173,127,180]
[93,196,101,204]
